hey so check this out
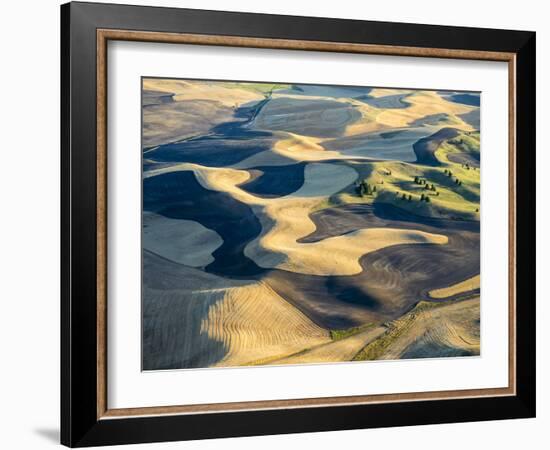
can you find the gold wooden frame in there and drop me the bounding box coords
[96,29,516,420]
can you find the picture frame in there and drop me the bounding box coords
[61,1,536,447]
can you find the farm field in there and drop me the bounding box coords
[142,79,481,370]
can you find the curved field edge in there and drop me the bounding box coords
[232,297,480,367]
[245,324,386,366]
[142,252,330,370]
[429,275,480,299]
[353,297,480,361]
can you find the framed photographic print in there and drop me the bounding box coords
[60,1,536,447]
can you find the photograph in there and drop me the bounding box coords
[141,78,481,370]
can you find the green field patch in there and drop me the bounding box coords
[330,323,375,341]
[334,155,480,219]
[353,317,415,361]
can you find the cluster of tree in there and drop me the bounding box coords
[396,191,435,202]
[413,176,437,192]
[443,168,464,186]
[413,176,427,185]
[356,180,376,197]
[462,163,471,170]
[424,183,437,191]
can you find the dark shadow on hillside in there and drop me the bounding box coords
[143,171,263,277]
[240,163,306,198]
[145,97,275,167]
[293,201,479,321]
[413,127,459,166]
[142,252,233,370]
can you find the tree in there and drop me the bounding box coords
[357,181,378,196]
[420,194,425,201]
[425,196,431,203]
[401,193,406,200]
[414,176,419,184]
[408,195,412,201]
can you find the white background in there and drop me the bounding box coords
[0,0,546,449]
[109,41,509,409]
